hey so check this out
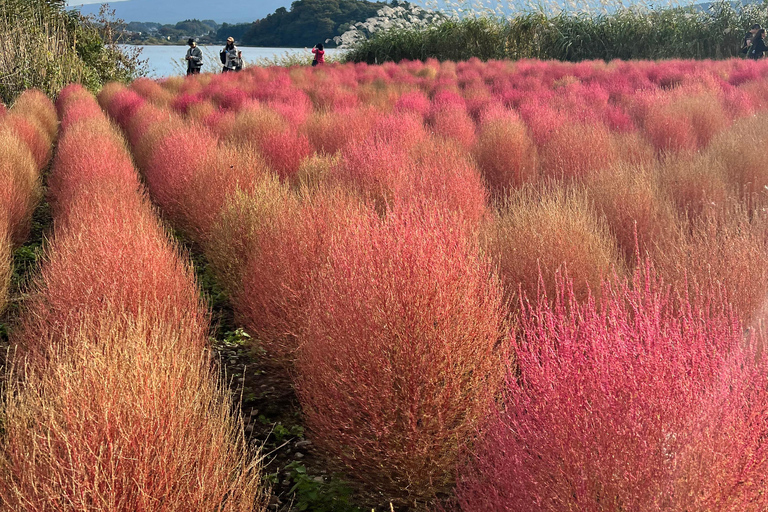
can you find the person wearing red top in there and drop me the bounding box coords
[311,44,325,66]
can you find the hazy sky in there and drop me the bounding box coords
[68,0,128,4]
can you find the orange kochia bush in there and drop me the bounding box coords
[0,85,264,512]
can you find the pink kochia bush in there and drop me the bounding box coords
[295,202,507,505]
[0,85,264,512]
[457,266,768,512]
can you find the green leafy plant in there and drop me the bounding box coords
[285,462,361,512]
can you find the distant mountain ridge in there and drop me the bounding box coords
[69,0,293,24]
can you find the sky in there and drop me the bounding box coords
[64,0,686,25]
[67,0,306,23]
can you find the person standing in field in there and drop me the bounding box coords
[185,38,203,75]
[220,37,243,72]
[749,29,767,59]
[741,24,761,57]
[311,43,325,66]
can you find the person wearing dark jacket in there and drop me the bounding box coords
[749,29,768,60]
[741,24,761,56]
[185,38,203,75]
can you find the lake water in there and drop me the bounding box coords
[127,45,346,78]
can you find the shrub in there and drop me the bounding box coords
[259,130,314,182]
[181,142,271,240]
[302,108,375,155]
[0,215,9,312]
[3,114,52,171]
[10,89,58,144]
[0,89,54,246]
[208,183,365,360]
[394,90,430,118]
[218,104,312,180]
[58,96,106,131]
[335,134,487,225]
[0,0,145,103]
[427,103,477,151]
[98,85,148,143]
[143,127,217,227]
[539,121,619,180]
[294,202,507,505]
[294,153,341,191]
[473,110,538,194]
[587,162,678,265]
[654,203,768,326]
[642,90,728,153]
[704,115,768,211]
[220,103,287,145]
[407,137,489,226]
[456,265,768,512]
[658,152,731,217]
[131,77,174,107]
[485,185,624,304]
[0,126,39,245]
[2,315,264,512]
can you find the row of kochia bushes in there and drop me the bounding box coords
[0,90,56,313]
[0,85,263,510]
[97,58,768,509]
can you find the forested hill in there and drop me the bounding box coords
[237,0,393,47]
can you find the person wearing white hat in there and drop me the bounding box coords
[220,37,243,72]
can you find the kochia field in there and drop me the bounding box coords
[4,58,768,511]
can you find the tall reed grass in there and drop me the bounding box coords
[0,0,143,103]
[344,2,764,64]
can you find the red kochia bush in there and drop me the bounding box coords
[4,114,52,171]
[539,121,619,180]
[295,202,507,505]
[457,266,768,512]
[207,183,365,360]
[144,127,217,226]
[427,103,477,151]
[473,109,538,193]
[336,133,488,226]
